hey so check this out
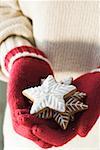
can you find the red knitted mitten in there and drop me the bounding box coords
[6,46,53,148]
[6,46,77,148]
[73,71,100,137]
[32,70,100,146]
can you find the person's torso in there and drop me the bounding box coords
[19,0,100,80]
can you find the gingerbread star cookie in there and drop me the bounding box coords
[37,91,88,130]
[22,75,88,130]
[22,75,77,114]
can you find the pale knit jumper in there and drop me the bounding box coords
[0,0,100,82]
[0,1,100,150]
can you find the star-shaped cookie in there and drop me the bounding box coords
[22,75,77,114]
[36,91,88,130]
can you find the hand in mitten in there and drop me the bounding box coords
[73,70,100,137]
[33,69,100,146]
[6,46,54,148]
[6,46,77,148]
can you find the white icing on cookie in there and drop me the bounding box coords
[22,75,77,115]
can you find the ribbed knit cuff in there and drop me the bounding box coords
[0,36,52,77]
[0,36,33,77]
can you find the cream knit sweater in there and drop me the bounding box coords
[0,0,100,150]
[0,0,100,82]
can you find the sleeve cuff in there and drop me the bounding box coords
[0,36,52,77]
[0,36,33,77]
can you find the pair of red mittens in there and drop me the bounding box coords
[6,46,100,148]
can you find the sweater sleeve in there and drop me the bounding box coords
[0,0,34,44]
[0,0,35,82]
